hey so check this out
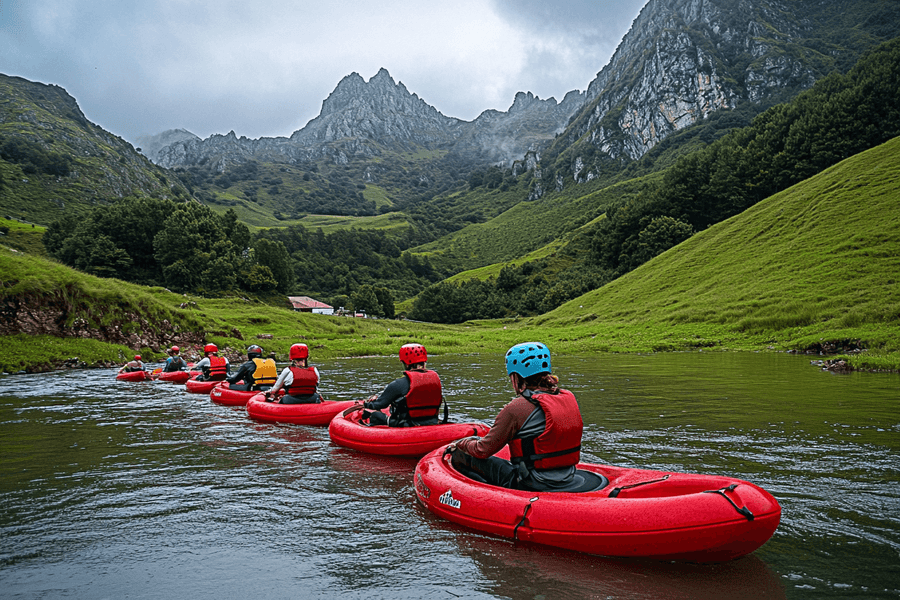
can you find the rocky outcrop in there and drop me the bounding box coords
[569,0,842,162]
[0,290,206,352]
[135,128,200,163]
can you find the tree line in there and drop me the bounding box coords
[42,197,446,311]
[43,198,294,295]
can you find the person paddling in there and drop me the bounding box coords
[163,346,187,372]
[118,355,144,374]
[226,345,277,391]
[447,342,584,491]
[194,344,229,381]
[359,343,443,427]
[264,343,324,404]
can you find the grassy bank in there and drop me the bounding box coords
[1,138,898,373]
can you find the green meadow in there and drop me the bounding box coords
[1,137,898,373]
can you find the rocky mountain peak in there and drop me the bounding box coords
[571,0,839,162]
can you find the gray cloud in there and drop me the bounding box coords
[0,0,647,144]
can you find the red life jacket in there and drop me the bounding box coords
[207,356,227,380]
[404,369,442,422]
[286,366,318,396]
[509,388,582,471]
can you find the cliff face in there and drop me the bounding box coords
[566,0,893,163]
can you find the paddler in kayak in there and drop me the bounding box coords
[264,343,324,404]
[359,343,444,427]
[193,343,229,381]
[163,346,187,372]
[226,344,277,391]
[118,355,144,373]
[447,342,584,491]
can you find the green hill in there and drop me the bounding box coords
[0,75,193,224]
[532,135,900,366]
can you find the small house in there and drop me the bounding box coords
[288,296,334,315]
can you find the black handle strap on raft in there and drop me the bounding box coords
[608,474,671,498]
[442,398,449,424]
[513,496,540,540]
[342,403,365,417]
[703,483,755,521]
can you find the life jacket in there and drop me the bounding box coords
[286,365,318,396]
[207,356,228,380]
[509,388,582,472]
[403,369,443,423]
[164,357,186,372]
[251,357,278,388]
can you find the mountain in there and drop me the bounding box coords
[134,128,199,164]
[153,67,582,172]
[146,0,899,230]
[0,74,193,224]
[530,0,900,192]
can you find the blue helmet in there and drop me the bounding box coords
[505,342,551,378]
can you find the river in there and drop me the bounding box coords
[1,351,898,599]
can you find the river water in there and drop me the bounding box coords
[1,352,898,599]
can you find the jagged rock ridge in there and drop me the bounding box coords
[153,69,584,170]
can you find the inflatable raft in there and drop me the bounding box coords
[329,407,490,457]
[246,393,359,426]
[184,377,224,394]
[155,370,194,384]
[116,370,148,382]
[414,446,781,563]
[209,382,258,406]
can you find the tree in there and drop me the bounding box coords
[351,284,381,316]
[253,238,295,293]
[374,287,395,319]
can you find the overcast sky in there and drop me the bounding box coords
[1,0,648,145]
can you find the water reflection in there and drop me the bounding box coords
[443,530,786,600]
[1,353,898,599]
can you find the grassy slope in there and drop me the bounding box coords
[412,174,655,273]
[525,136,900,366]
[1,138,897,371]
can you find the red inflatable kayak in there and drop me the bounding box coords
[246,393,359,426]
[414,446,781,563]
[155,370,194,384]
[184,377,224,394]
[116,370,148,382]
[209,382,258,406]
[328,408,490,457]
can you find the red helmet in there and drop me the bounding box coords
[204,343,218,354]
[289,343,309,360]
[171,346,180,354]
[399,343,427,366]
[134,355,141,361]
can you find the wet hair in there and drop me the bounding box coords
[405,361,427,370]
